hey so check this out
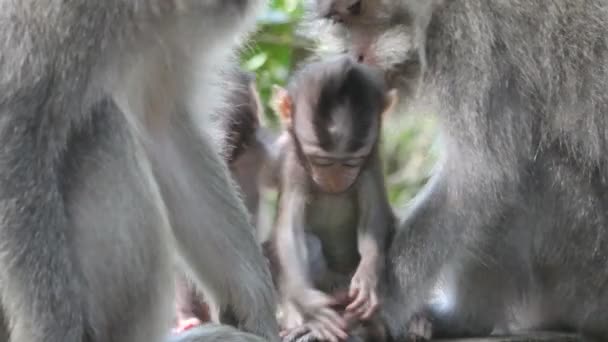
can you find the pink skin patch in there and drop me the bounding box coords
[172,317,202,334]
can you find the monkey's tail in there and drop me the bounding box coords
[166,324,268,342]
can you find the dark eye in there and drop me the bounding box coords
[309,157,335,167]
[343,158,364,168]
[348,0,362,15]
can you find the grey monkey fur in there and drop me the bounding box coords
[168,324,267,342]
[0,1,279,342]
[305,0,608,340]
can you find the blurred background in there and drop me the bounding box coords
[241,0,439,219]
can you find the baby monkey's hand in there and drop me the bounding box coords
[283,288,348,342]
[346,264,379,320]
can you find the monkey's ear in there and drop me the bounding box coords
[271,85,293,127]
[381,89,399,119]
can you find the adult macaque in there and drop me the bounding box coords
[268,56,396,342]
[174,69,277,333]
[307,0,608,341]
[0,1,279,341]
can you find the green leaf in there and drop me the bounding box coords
[244,53,269,71]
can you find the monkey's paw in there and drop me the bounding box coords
[346,269,379,320]
[281,325,319,342]
[405,314,432,341]
[291,289,348,340]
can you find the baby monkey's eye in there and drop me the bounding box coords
[342,158,365,168]
[348,0,362,16]
[309,157,335,167]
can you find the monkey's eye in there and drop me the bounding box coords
[342,158,365,168]
[348,1,362,16]
[309,157,335,167]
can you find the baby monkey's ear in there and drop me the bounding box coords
[381,89,398,120]
[271,85,293,128]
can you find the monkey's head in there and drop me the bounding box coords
[272,56,397,194]
[304,0,444,101]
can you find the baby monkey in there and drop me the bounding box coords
[268,56,397,342]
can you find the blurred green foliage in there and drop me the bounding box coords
[240,0,308,128]
[241,1,439,209]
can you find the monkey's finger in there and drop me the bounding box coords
[312,323,339,342]
[319,307,348,330]
[407,314,433,341]
[348,282,359,299]
[346,285,368,312]
[312,311,344,338]
[353,290,376,318]
[306,321,326,341]
[353,302,368,319]
[295,331,321,342]
[282,325,310,342]
[317,309,348,340]
[281,328,305,339]
[318,319,347,341]
[361,293,379,320]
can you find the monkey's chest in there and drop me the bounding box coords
[305,194,360,274]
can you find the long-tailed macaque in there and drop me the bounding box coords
[0,1,280,341]
[268,56,397,342]
[305,0,608,341]
[174,68,277,333]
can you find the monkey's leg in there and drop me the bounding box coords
[383,161,519,340]
[0,110,98,341]
[417,263,507,340]
[148,112,279,341]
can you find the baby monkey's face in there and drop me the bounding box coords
[272,55,397,194]
[304,151,369,194]
[297,115,376,194]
